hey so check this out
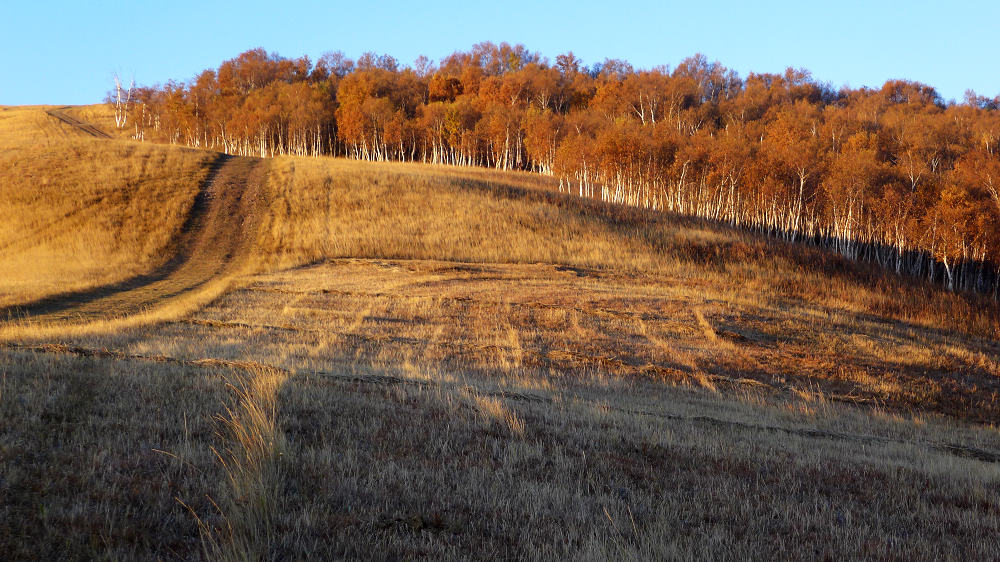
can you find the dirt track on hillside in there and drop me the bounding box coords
[1,153,267,326]
[45,107,112,139]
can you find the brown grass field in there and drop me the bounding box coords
[0,106,216,310]
[1,105,999,560]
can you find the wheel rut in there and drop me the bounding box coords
[45,107,112,139]
[1,154,267,326]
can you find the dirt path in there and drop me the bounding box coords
[45,107,112,139]
[1,155,267,325]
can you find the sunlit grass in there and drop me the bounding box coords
[0,110,214,307]
[3,104,1000,560]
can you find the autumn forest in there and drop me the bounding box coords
[118,43,1000,296]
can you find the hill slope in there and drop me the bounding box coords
[0,106,217,311]
[0,107,268,335]
[1,105,999,560]
[249,154,1000,422]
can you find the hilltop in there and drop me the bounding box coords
[1,105,999,560]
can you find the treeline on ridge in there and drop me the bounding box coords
[115,43,1000,296]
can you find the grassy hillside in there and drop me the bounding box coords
[250,155,1000,422]
[0,106,215,310]
[2,106,1000,560]
[260,156,999,339]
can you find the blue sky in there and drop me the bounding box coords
[2,0,998,105]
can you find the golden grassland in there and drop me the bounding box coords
[260,155,1000,339]
[2,105,1000,560]
[0,106,215,309]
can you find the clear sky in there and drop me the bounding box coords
[2,0,998,105]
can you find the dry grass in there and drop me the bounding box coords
[260,155,1000,340]
[259,157,725,272]
[0,105,126,152]
[0,350,228,559]
[185,365,288,561]
[3,332,998,560]
[0,273,247,341]
[0,108,214,308]
[4,107,1000,559]
[0,105,78,152]
[60,105,124,137]
[89,257,997,424]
